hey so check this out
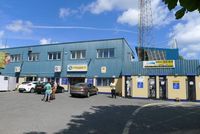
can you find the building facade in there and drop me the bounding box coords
[0,38,134,94]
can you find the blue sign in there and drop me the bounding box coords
[87,78,93,85]
[61,78,68,85]
[137,82,143,88]
[173,83,180,89]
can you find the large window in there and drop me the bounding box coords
[48,52,61,60]
[10,54,21,62]
[97,48,114,58]
[71,50,86,59]
[28,53,39,61]
[96,78,114,86]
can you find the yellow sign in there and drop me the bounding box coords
[67,64,88,72]
[143,60,175,68]
[0,52,10,68]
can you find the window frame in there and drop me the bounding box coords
[97,48,115,58]
[48,52,61,60]
[96,78,114,87]
[70,50,86,59]
[10,54,21,62]
[28,53,39,61]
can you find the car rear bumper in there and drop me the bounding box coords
[70,90,87,96]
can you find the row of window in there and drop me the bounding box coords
[10,48,115,62]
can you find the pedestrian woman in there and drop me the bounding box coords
[41,80,52,102]
[51,81,57,100]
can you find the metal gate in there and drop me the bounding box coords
[187,76,196,101]
[148,76,156,99]
[159,76,167,99]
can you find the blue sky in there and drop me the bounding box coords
[0,0,200,59]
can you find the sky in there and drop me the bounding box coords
[0,0,200,59]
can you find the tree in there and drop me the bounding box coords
[162,0,200,19]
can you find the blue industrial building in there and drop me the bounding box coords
[0,38,134,93]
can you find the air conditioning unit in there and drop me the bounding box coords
[54,66,61,72]
[15,66,21,72]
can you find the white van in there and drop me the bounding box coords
[0,76,16,91]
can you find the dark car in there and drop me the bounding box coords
[35,82,65,94]
[70,83,98,97]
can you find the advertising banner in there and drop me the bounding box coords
[0,52,10,68]
[143,60,175,68]
[67,64,88,72]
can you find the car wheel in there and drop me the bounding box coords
[30,88,35,93]
[96,91,98,95]
[87,92,90,97]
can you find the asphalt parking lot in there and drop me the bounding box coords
[0,91,200,134]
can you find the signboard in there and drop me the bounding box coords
[173,81,180,89]
[87,78,93,85]
[137,82,143,88]
[61,78,68,85]
[143,60,175,68]
[0,52,10,68]
[137,76,144,88]
[101,66,107,73]
[14,66,21,72]
[67,64,88,72]
[54,66,61,72]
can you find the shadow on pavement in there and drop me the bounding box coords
[24,104,200,134]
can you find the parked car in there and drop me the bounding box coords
[18,81,39,93]
[70,83,98,97]
[35,82,65,94]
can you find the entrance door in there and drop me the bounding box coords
[148,76,156,99]
[69,77,85,85]
[187,76,196,101]
[159,76,167,99]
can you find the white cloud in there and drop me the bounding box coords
[40,38,52,45]
[117,9,138,26]
[87,0,137,14]
[87,0,172,27]
[6,20,32,33]
[169,12,200,59]
[59,8,78,18]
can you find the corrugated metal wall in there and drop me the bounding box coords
[123,60,199,76]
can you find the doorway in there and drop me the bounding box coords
[125,76,132,98]
[159,76,167,99]
[187,76,196,101]
[148,76,156,99]
[68,77,85,85]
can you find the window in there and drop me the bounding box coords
[97,48,115,58]
[70,50,86,59]
[48,52,61,60]
[96,78,114,86]
[28,53,39,61]
[10,54,21,62]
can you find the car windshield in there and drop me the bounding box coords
[22,81,31,84]
[74,83,86,87]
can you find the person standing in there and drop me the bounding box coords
[110,80,116,98]
[41,81,52,102]
[51,81,58,100]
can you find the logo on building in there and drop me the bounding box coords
[67,64,88,72]
[143,60,175,68]
[54,66,61,72]
[14,66,21,72]
[101,66,107,73]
